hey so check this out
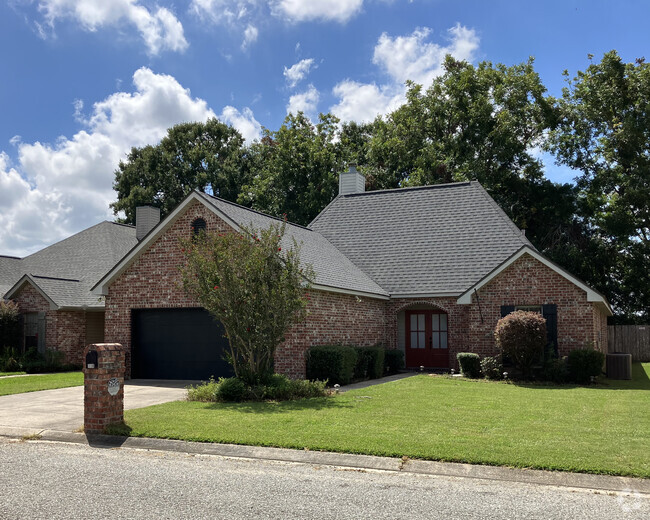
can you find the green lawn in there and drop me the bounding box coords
[0,372,83,396]
[112,363,650,478]
[0,371,26,377]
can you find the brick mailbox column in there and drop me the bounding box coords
[83,343,125,434]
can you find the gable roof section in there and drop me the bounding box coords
[0,256,21,300]
[3,274,59,310]
[457,245,613,315]
[309,181,533,296]
[92,191,389,299]
[1,222,138,308]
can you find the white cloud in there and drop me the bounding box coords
[219,106,262,142]
[330,81,403,123]
[331,24,480,123]
[286,85,319,116]
[37,0,188,54]
[373,24,479,85]
[241,23,258,49]
[271,0,364,23]
[284,58,314,88]
[0,68,260,256]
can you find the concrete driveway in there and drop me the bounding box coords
[0,379,192,433]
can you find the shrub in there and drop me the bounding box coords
[567,348,605,384]
[494,310,547,378]
[0,300,21,352]
[542,357,569,384]
[306,345,357,385]
[457,353,481,378]
[353,347,369,380]
[187,374,328,402]
[187,377,220,402]
[217,377,248,402]
[384,349,405,375]
[480,356,502,380]
[21,348,78,374]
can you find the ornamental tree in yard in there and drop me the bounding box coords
[180,222,314,384]
[494,310,547,378]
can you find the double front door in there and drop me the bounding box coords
[405,310,449,368]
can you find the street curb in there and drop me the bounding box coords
[1,426,648,495]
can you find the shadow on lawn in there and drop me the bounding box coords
[203,396,354,414]
[510,363,650,391]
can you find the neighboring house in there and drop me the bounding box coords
[90,167,612,380]
[0,220,140,364]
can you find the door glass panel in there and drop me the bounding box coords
[410,314,417,330]
[440,313,447,331]
[440,331,448,349]
[433,333,440,349]
[431,314,439,331]
[418,314,424,330]
[418,332,425,348]
[410,332,417,347]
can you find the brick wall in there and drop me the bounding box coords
[466,254,600,358]
[12,283,88,364]
[277,290,388,378]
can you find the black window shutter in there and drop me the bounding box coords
[500,305,515,317]
[542,304,558,356]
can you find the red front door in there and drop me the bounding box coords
[405,310,449,368]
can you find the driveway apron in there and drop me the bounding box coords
[0,379,192,432]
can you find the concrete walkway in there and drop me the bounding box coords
[0,379,191,432]
[338,371,416,392]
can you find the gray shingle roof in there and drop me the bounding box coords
[199,193,389,297]
[1,222,138,308]
[309,181,533,296]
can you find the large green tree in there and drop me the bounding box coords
[237,112,344,226]
[111,118,248,224]
[548,51,650,321]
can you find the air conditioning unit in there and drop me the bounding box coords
[606,352,632,380]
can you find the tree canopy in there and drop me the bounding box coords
[111,118,248,224]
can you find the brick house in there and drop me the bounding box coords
[89,167,612,380]
[0,222,138,365]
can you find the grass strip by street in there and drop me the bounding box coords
[0,372,83,396]
[0,372,26,377]
[111,363,650,478]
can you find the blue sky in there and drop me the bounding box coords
[0,0,648,256]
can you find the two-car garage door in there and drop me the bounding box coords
[131,308,233,380]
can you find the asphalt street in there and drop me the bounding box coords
[0,439,647,519]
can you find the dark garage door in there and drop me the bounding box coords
[132,308,233,380]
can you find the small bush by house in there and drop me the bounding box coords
[384,349,405,375]
[187,375,328,403]
[494,310,547,378]
[457,352,481,378]
[480,356,502,380]
[542,357,569,384]
[567,348,605,384]
[354,346,385,380]
[306,345,357,385]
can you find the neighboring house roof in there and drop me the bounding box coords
[310,181,533,297]
[92,191,389,299]
[457,245,613,315]
[0,255,21,300]
[0,222,138,309]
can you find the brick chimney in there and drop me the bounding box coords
[135,206,160,241]
[339,164,366,195]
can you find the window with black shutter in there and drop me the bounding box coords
[542,304,558,357]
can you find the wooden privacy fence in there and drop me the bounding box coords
[608,325,650,362]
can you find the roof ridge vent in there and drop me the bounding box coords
[339,164,366,195]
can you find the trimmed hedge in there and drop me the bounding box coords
[567,349,605,384]
[480,356,502,380]
[354,346,385,380]
[457,352,481,378]
[495,310,547,378]
[306,345,357,385]
[384,349,404,375]
[187,375,328,402]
